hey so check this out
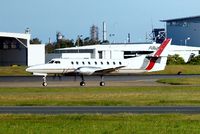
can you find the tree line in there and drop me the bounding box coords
[30,37,107,53]
[167,54,200,65]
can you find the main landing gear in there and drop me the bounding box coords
[79,75,105,87]
[40,75,106,87]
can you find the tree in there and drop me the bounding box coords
[83,37,100,46]
[167,54,185,65]
[187,55,200,65]
[30,38,42,44]
[45,43,55,53]
[75,38,84,47]
[55,39,74,49]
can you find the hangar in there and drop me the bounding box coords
[162,16,200,46]
[0,32,45,66]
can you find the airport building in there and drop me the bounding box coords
[46,16,200,63]
[52,43,200,63]
[0,32,45,66]
[162,15,200,46]
[2,16,200,66]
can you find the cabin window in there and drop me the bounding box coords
[101,62,103,65]
[55,61,60,64]
[71,61,74,65]
[119,62,122,65]
[95,61,97,65]
[76,61,79,65]
[82,61,85,65]
[107,62,109,65]
[113,62,116,65]
[88,62,91,65]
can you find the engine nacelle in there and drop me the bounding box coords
[76,67,96,75]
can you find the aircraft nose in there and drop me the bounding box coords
[26,67,33,72]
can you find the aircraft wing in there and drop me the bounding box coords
[94,66,125,74]
[76,66,125,75]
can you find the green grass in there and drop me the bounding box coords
[0,66,30,76]
[157,77,200,85]
[148,65,200,74]
[0,114,199,134]
[1,87,200,106]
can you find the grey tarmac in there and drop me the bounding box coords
[0,106,200,114]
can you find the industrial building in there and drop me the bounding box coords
[0,32,45,66]
[162,15,200,46]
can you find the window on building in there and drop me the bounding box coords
[98,51,103,59]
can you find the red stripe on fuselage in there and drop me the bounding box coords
[145,38,170,71]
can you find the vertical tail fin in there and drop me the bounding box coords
[145,38,171,72]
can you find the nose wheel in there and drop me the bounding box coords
[100,81,105,86]
[42,82,47,86]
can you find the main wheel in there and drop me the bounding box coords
[100,81,105,86]
[80,81,86,86]
[42,82,47,87]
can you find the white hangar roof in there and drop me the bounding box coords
[0,32,30,40]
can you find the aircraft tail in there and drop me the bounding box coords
[144,38,171,72]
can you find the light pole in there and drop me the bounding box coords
[184,37,190,46]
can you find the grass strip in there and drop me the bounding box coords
[157,77,200,85]
[0,114,199,134]
[0,87,200,106]
[0,66,30,76]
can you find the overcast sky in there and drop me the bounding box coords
[0,0,200,43]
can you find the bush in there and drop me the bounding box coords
[167,54,185,65]
[187,55,200,65]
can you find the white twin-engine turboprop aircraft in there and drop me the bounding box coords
[26,38,171,86]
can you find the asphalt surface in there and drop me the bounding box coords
[0,74,200,87]
[0,106,200,114]
[0,75,200,114]
[0,74,200,82]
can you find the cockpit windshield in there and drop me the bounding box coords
[48,60,55,64]
[48,60,61,64]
